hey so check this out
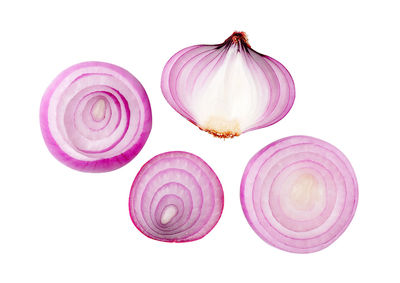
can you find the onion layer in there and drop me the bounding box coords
[241,136,358,253]
[161,31,295,138]
[129,151,224,242]
[40,61,152,172]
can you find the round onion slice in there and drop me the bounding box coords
[129,151,224,242]
[40,61,152,172]
[161,31,295,138]
[241,136,358,253]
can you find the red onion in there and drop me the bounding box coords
[129,151,224,242]
[241,136,358,253]
[161,31,295,138]
[40,62,152,172]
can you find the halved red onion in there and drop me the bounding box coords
[241,136,358,253]
[40,61,152,172]
[161,31,295,138]
[129,151,224,242]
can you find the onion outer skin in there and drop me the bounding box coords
[40,61,152,173]
[129,151,224,242]
[161,31,295,138]
[240,136,358,253]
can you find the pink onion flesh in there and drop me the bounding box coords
[161,31,295,138]
[129,151,224,242]
[241,136,358,253]
[40,61,152,172]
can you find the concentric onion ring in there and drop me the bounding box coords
[241,136,358,253]
[129,151,224,242]
[40,61,152,172]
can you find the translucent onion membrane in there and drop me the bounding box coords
[40,61,152,172]
[161,31,295,138]
[129,151,224,242]
[241,136,358,253]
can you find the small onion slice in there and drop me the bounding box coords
[241,136,358,253]
[40,61,152,172]
[129,151,224,242]
[161,31,295,138]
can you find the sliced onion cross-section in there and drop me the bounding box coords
[161,31,295,138]
[241,136,358,253]
[129,151,224,242]
[40,61,152,172]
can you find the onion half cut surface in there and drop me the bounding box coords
[40,61,152,172]
[161,31,295,138]
[240,136,358,253]
[129,151,224,242]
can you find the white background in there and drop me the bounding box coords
[1,0,399,282]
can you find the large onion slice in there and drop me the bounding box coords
[129,151,224,242]
[161,31,295,138]
[40,61,152,172]
[241,136,358,253]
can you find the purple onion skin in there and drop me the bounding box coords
[40,62,152,173]
[241,136,358,253]
[129,151,224,243]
